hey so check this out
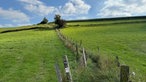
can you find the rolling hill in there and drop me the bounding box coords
[0,16,146,82]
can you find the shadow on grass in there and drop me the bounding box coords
[34,27,55,31]
[0,27,56,34]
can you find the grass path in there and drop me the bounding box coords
[0,30,73,82]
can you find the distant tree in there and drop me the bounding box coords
[54,14,66,28]
[38,17,48,24]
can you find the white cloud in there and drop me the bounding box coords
[19,0,56,16]
[0,23,31,27]
[0,7,30,23]
[0,24,14,27]
[17,23,31,26]
[76,16,88,19]
[98,0,146,17]
[58,0,91,16]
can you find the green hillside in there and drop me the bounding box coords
[61,21,146,82]
[0,29,74,82]
[0,16,146,82]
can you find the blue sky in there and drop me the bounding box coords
[0,0,146,27]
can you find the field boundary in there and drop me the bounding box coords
[67,20,146,27]
[0,27,55,34]
[0,27,38,33]
[55,29,95,65]
[55,29,133,82]
[67,16,146,22]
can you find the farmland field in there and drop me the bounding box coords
[0,29,74,82]
[67,18,146,26]
[61,22,146,82]
[1,17,146,82]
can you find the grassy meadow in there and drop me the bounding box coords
[0,29,74,82]
[61,22,146,82]
[1,17,146,82]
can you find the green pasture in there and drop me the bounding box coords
[0,29,74,82]
[67,18,146,26]
[61,22,146,82]
[1,17,146,82]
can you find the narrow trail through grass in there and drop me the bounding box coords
[0,29,74,82]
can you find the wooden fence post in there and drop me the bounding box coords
[116,56,120,67]
[76,44,79,61]
[82,47,87,67]
[97,46,100,55]
[55,63,62,82]
[79,40,82,47]
[63,55,73,82]
[120,65,129,82]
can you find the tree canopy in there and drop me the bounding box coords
[54,14,66,28]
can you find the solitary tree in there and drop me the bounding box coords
[54,14,66,28]
[38,17,48,24]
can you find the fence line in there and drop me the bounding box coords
[63,55,73,82]
[82,47,87,67]
[55,29,131,82]
[56,29,100,66]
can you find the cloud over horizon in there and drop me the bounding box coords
[19,0,56,16]
[0,7,30,23]
[98,0,146,17]
[1,0,146,27]
[58,0,91,16]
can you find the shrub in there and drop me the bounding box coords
[38,17,48,24]
[54,14,66,28]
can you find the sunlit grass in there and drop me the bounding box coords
[0,29,74,82]
[61,23,146,82]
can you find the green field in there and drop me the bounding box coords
[67,18,146,26]
[0,29,74,82]
[1,17,146,82]
[61,22,146,82]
